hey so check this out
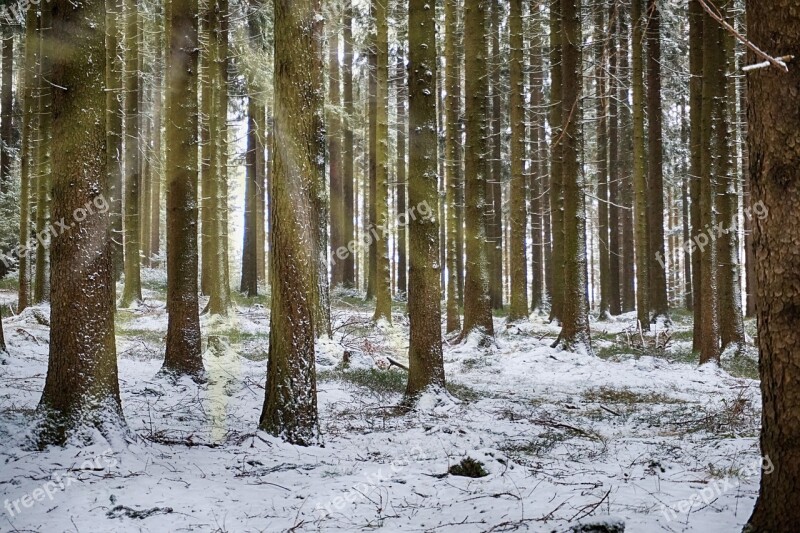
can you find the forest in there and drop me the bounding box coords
[0,0,798,531]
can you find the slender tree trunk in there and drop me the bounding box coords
[342,1,355,288]
[631,0,649,331]
[548,0,564,322]
[200,8,212,296]
[689,0,704,351]
[460,0,494,341]
[406,0,445,399]
[149,16,163,269]
[328,15,344,290]
[0,30,13,281]
[106,0,123,282]
[745,2,800,529]
[365,9,377,302]
[595,2,610,320]
[395,49,407,296]
[163,0,203,377]
[241,95,259,296]
[607,0,621,316]
[646,0,668,321]
[507,0,527,322]
[33,6,52,304]
[259,0,323,447]
[681,100,693,310]
[444,0,460,332]
[698,5,720,364]
[121,0,142,307]
[18,6,37,313]
[486,0,503,311]
[528,6,544,313]
[37,0,123,445]
[372,0,391,323]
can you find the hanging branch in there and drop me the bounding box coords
[696,0,792,73]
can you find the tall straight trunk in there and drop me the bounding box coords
[372,0,391,323]
[689,0,703,351]
[0,30,11,281]
[548,0,564,322]
[528,5,544,312]
[618,5,636,313]
[455,10,465,308]
[595,2,610,320]
[241,96,259,296]
[255,104,267,285]
[163,0,203,377]
[715,2,745,352]
[18,6,37,313]
[698,5,720,364]
[507,0,527,322]
[149,14,164,267]
[328,16,344,290]
[607,0,621,316]
[646,0,668,320]
[37,0,123,444]
[106,0,122,282]
[681,101,693,310]
[406,0,445,399]
[260,0,323,446]
[460,0,494,341]
[206,0,232,315]
[444,0,460,332]
[558,0,591,353]
[365,10,377,302]
[139,29,152,271]
[487,0,503,310]
[395,50,407,296]
[33,6,52,304]
[631,0,649,331]
[342,2,355,288]
[200,9,212,296]
[745,0,800,527]
[121,0,142,307]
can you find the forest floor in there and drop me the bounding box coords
[0,271,763,532]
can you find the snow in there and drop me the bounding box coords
[0,296,764,532]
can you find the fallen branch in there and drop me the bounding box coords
[386,356,408,372]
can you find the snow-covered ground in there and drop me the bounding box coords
[0,286,764,532]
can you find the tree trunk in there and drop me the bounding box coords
[406,0,445,399]
[487,0,503,311]
[121,0,142,307]
[33,6,52,304]
[365,10,377,302]
[395,50,407,297]
[595,2,610,320]
[460,0,494,342]
[0,29,12,280]
[342,1,355,288]
[646,0,668,321]
[548,0,564,322]
[37,0,123,445]
[558,0,591,353]
[528,5,545,313]
[689,0,703,351]
[607,0,621,316]
[745,1,800,529]
[631,0,649,331]
[372,0,391,323]
[328,15,344,290]
[259,0,323,447]
[507,0,527,322]
[163,0,203,377]
[444,0,460,333]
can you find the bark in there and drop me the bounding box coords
[558,0,591,353]
[0,29,12,192]
[365,10,377,301]
[607,0,621,316]
[259,0,323,447]
[507,0,527,322]
[745,0,800,528]
[460,0,494,341]
[121,0,142,307]
[342,1,355,288]
[18,6,37,313]
[37,0,123,445]
[405,0,445,399]
[396,50,407,296]
[689,0,703,351]
[328,15,344,290]
[487,0,503,311]
[372,0,392,323]
[548,0,564,322]
[646,0,668,321]
[444,0,460,333]
[149,15,164,268]
[528,6,545,313]
[163,0,203,377]
[631,0,649,331]
[595,3,610,320]
[33,6,52,304]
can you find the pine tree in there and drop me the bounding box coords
[37,0,123,445]
[406,0,445,399]
[444,0,461,333]
[260,0,323,446]
[342,1,356,288]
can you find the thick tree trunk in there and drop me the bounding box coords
[745,1,800,530]
[558,0,592,353]
[259,0,323,447]
[460,0,494,341]
[163,0,203,377]
[406,0,445,399]
[37,0,123,444]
